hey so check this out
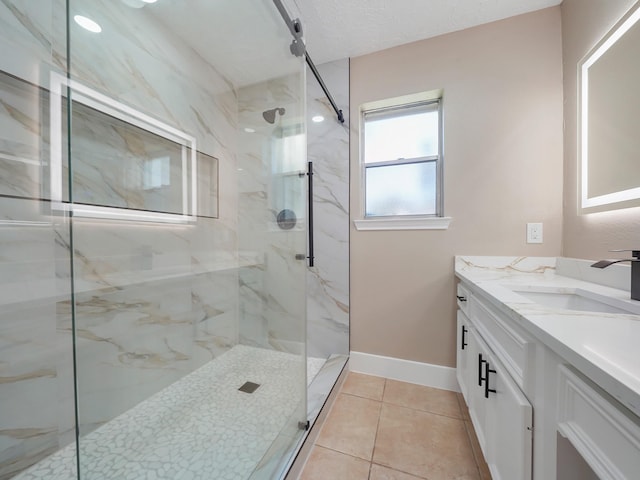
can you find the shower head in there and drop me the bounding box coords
[262,107,286,124]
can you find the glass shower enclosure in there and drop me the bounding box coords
[0,0,309,478]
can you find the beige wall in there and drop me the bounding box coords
[349,8,564,367]
[561,0,640,260]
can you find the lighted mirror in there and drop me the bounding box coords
[580,3,640,212]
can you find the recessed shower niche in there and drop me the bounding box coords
[50,73,218,222]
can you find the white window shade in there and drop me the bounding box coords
[364,104,439,164]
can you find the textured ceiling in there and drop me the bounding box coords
[149,0,562,86]
[290,0,563,64]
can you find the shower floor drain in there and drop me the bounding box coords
[238,381,260,394]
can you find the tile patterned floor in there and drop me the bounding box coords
[297,372,492,480]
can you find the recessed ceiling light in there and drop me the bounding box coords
[244,127,256,133]
[312,115,324,123]
[74,15,102,33]
[142,0,158,3]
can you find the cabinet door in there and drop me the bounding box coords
[484,349,533,480]
[456,310,471,400]
[467,328,489,452]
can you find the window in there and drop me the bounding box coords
[360,97,446,229]
[143,156,171,190]
[270,124,306,230]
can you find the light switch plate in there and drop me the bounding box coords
[527,223,543,244]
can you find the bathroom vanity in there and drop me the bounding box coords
[455,256,640,480]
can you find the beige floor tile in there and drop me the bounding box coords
[373,403,479,480]
[315,393,382,460]
[464,419,492,480]
[457,392,471,421]
[299,446,371,480]
[383,379,462,419]
[369,463,426,480]
[342,372,386,401]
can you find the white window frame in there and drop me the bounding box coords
[355,90,451,231]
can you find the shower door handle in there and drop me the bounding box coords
[307,161,315,267]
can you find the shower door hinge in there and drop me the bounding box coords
[298,420,310,431]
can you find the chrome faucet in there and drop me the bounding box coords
[591,250,640,301]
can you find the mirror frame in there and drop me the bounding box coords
[580,2,640,213]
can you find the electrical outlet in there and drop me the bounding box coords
[527,223,543,244]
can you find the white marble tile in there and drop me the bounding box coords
[236,59,350,360]
[236,72,308,356]
[306,59,350,358]
[0,72,49,200]
[0,0,66,86]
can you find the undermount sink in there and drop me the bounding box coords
[508,287,640,315]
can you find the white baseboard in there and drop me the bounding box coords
[349,351,460,392]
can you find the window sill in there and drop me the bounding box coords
[353,216,452,231]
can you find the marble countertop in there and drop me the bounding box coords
[455,255,640,418]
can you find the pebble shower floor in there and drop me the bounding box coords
[14,346,325,480]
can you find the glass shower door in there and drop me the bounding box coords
[235,1,310,477]
[0,1,77,479]
[65,0,308,479]
[243,71,309,480]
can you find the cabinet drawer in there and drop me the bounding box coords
[457,282,470,315]
[470,296,533,389]
[558,365,640,480]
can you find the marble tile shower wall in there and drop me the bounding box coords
[0,1,240,477]
[1,3,72,477]
[236,59,350,359]
[306,59,350,359]
[237,75,307,353]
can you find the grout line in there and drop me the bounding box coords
[380,376,387,402]
[381,399,466,421]
[340,391,384,402]
[387,403,464,420]
[370,462,431,480]
[311,444,372,463]
[369,378,386,465]
[462,419,486,479]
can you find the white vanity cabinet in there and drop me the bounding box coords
[557,365,640,479]
[456,255,640,480]
[456,284,534,480]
